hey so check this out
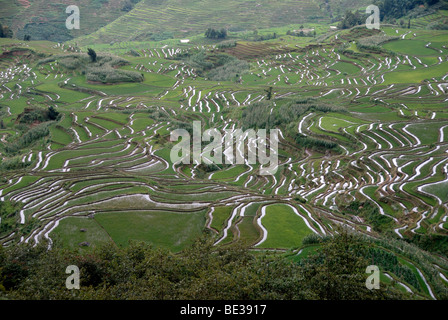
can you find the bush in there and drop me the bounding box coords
[366,247,421,291]
[242,99,346,137]
[295,134,338,150]
[0,157,31,171]
[357,35,399,49]
[216,40,237,49]
[38,53,143,84]
[207,59,249,81]
[0,235,406,300]
[0,200,22,236]
[16,107,60,124]
[341,200,394,232]
[3,123,51,155]
[205,28,227,39]
[86,68,144,83]
[183,51,247,80]
[294,195,307,203]
[302,233,323,245]
[128,49,141,57]
[426,20,448,30]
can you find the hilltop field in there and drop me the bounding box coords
[0,0,448,300]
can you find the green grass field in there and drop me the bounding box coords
[94,209,207,252]
[258,204,314,249]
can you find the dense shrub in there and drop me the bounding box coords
[183,51,248,80]
[302,233,323,245]
[341,200,394,232]
[205,28,227,39]
[366,247,421,290]
[0,157,31,171]
[295,134,338,150]
[374,0,439,21]
[426,19,448,30]
[16,106,60,124]
[0,233,406,300]
[86,67,144,83]
[207,59,249,81]
[357,35,399,50]
[216,40,237,49]
[3,123,50,155]
[242,99,346,131]
[405,234,448,257]
[338,10,365,29]
[38,53,143,84]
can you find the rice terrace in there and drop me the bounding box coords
[0,0,448,302]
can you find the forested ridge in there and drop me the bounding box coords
[0,232,410,300]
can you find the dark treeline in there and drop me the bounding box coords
[338,10,366,29]
[16,106,60,124]
[374,0,441,21]
[0,232,407,300]
[366,247,421,290]
[0,22,13,38]
[205,28,228,39]
[338,0,443,29]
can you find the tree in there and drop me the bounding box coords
[298,230,403,299]
[219,28,227,39]
[338,10,363,29]
[48,106,59,121]
[265,86,273,100]
[0,23,3,38]
[205,28,227,39]
[122,2,133,11]
[1,25,12,38]
[87,48,97,63]
[374,0,437,22]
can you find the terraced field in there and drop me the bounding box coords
[73,0,372,45]
[1,13,448,299]
[3,0,133,42]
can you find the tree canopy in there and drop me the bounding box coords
[87,48,97,62]
[0,232,408,300]
[205,28,227,39]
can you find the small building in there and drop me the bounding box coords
[180,39,190,44]
[330,26,338,31]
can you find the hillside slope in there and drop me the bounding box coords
[0,0,136,42]
[73,0,372,45]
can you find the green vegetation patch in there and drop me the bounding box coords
[51,216,113,250]
[38,53,143,84]
[95,209,207,252]
[259,204,314,249]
